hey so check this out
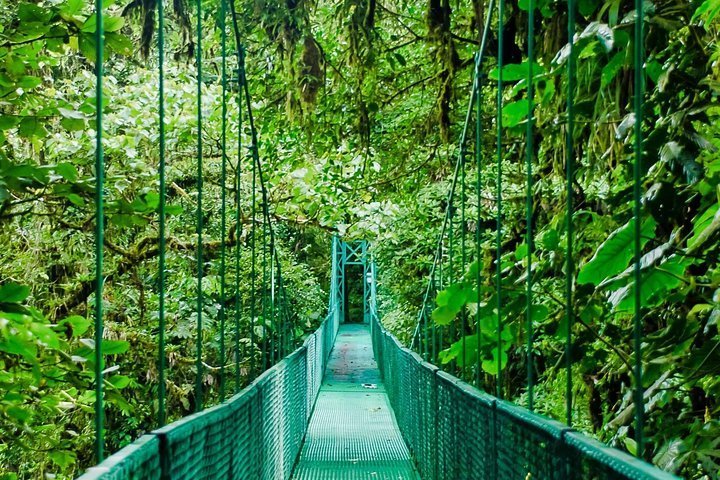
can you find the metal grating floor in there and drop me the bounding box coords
[292,324,420,480]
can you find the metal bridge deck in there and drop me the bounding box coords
[292,324,419,480]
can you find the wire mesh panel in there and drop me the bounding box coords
[494,399,568,480]
[369,314,678,480]
[78,254,341,480]
[436,371,496,480]
[564,432,678,480]
[281,348,308,480]
[259,366,284,479]
[224,387,261,479]
[406,354,438,480]
[76,435,161,480]
[304,331,318,419]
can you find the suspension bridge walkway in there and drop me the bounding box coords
[79,240,676,480]
[73,0,684,475]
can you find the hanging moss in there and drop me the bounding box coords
[299,35,324,105]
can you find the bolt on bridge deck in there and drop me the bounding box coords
[292,323,419,480]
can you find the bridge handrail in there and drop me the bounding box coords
[77,305,340,480]
[371,313,679,480]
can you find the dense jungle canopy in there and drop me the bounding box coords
[0,0,719,478]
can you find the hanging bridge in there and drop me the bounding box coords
[79,239,676,480]
[70,0,683,477]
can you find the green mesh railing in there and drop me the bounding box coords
[78,307,339,480]
[371,313,679,480]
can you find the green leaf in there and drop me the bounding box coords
[29,323,60,349]
[18,117,47,138]
[646,61,663,84]
[6,406,32,423]
[482,347,508,375]
[624,437,637,456]
[578,0,599,16]
[110,213,148,227]
[577,217,656,285]
[65,193,85,206]
[488,61,545,82]
[693,0,720,23]
[165,204,184,215]
[104,16,124,32]
[502,100,529,128]
[81,15,124,33]
[538,229,559,251]
[102,339,129,355]
[55,162,79,181]
[57,315,91,336]
[0,116,20,130]
[0,283,30,303]
[601,51,626,88]
[16,76,41,89]
[530,304,549,323]
[78,33,97,62]
[609,255,691,312]
[688,204,720,251]
[63,0,84,15]
[80,14,97,33]
[0,336,37,360]
[18,3,53,22]
[435,284,466,311]
[432,305,456,326]
[106,33,133,56]
[48,450,76,469]
[144,191,159,210]
[439,334,478,367]
[107,375,131,389]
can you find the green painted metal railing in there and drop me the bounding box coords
[77,300,340,480]
[372,307,678,480]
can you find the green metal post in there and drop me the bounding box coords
[93,0,105,461]
[526,0,535,412]
[194,0,204,413]
[496,0,504,400]
[475,53,483,388]
[633,0,645,457]
[219,0,227,401]
[565,0,576,427]
[157,0,167,427]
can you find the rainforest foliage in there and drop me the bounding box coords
[0,0,719,478]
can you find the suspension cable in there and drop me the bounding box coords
[157,0,167,427]
[496,0,505,400]
[194,0,204,413]
[219,0,228,401]
[475,0,494,388]
[461,144,466,378]
[633,0,645,457]
[526,0,536,412]
[93,0,105,462]
[234,55,243,392]
[565,0,576,427]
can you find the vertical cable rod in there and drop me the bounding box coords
[218,0,228,401]
[194,0,204,413]
[526,0,536,412]
[475,0,494,388]
[633,0,645,457]
[565,0,577,427]
[157,0,167,427]
[461,147,467,378]
[93,0,105,461]
[496,0,505,400]
[234,74,242,392]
